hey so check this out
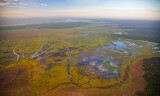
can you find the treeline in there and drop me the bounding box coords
[136,57,160,96]
[112,30,160,43]
[0,22,90,30]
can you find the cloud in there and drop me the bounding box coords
[0,0,9,6]
[0,0,19,6]
[0,0,47,8]
[0,2,9,6]
[0,8,159,20]
[40,3,47,7]
[0,0,159,20]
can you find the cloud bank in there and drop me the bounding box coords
[0,0,160,20]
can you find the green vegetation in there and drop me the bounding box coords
[136,57,160,96]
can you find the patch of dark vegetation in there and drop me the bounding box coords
[54,59,62,62]
[39,59,46,64]
[0,24,37,30]
[45,63,52,71]
[68,47,78,50]
[0,22,90,30]
[102,20,160,43]
[50,52,65,57]
[111,30,160,43]
[38,22,90,29]
[0,51,12,53]
[49,51,66,57]
[0,55,13,66]
[136,57,160,96]
[94,19,160,30]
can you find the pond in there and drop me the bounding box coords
[72,40,160,79]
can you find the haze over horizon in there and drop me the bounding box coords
[0,0,160,20]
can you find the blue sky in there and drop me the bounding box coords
[0,0,160,20]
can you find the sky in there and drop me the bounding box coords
[0,0,160,20]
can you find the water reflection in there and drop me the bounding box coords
[72,40,159,79]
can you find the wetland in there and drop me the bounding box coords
[0,19,160,96]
